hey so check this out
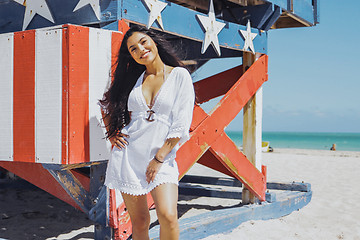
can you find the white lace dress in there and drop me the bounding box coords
[103,67,195,195]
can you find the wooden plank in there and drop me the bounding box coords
[177,55,268,188]
[121,0,268,54]
[0,161,82,211]
[13,30,36,163]
[67,25,90,164]
[272,13,309,28]
[197,148,234,177]
[168,0,210,11]
[181,175,311,192]
[267,182,311,192]
[88,27,112,162]
[0,33,14,161]
[181,175,243,187]
[242,52,262,204]
[292,0,314,24]
[45,167,93,213]
[0,0,118,33]
[35,28,63,164]
[149,188,312,239]
[209,132,266,200]
[266,0,315,26]
[179,182,242,199]
[265,0,288,9]
[193,65,243,104]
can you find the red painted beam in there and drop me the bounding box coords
[13,30,36,163]
[194,65,243,104]
[209,132,266,201]
[197,149,234,177]
[67,25,90,164]
[190,104,208,131]
[0,161,82,211]
[178,55,268,175]
[177,55,268,200]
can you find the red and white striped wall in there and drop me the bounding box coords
[0,24,128,164]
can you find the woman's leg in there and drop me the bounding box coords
[121,193,150,240]
[151,183,179,240]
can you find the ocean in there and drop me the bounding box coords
[226,131,360,152]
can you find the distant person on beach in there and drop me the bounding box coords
[330,143,336,151]
[99,25,195,240]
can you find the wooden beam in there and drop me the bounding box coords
[193,65,243,104]
[208,133,266,200]
[272,11,311,28]
[167,0,209,11]
[0,161,83,211]
[149,186,312,239]
[242,52,263,204]
[177,55,268,200]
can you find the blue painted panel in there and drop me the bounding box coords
[121,0,268,54]
[0,0,117,34]
[149,189,312,239]
[101,20,120,31]
[262,4,282,31]
[265,0,317,25]
[293,0,314,24]
[315,0,320,23]
[43,165,92,214]
[265,0,288,10]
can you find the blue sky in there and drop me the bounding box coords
[192,1,360,133]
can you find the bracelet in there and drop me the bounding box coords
[154,156,164,163]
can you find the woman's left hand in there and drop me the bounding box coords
[146,159,162,183]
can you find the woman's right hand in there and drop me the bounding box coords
[110,132,129,149]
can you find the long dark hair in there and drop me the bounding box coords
[100,25,184,139]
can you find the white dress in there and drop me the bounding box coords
[104,67,195,196]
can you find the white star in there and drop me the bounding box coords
[73,0,101,20]
[143,0,168,30]
[196,0,226,56]
[239,20,257,54]
[13,0,54,31]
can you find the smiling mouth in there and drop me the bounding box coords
[140,51,150,59]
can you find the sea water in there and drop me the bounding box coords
[226,131,360,152]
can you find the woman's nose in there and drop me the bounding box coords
[138,44,145,52]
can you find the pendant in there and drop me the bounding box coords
[146,110,155,122]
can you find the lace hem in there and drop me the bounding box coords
[167,126,189,144]
[105,176,178,196]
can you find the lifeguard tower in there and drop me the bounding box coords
[0,0,319,239]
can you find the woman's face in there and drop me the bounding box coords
[127,32,159,65]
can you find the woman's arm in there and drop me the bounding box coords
[101,109,129,149]
[155,137,180,162]
[146,137,180,183]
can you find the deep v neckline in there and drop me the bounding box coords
[140,67,174,110]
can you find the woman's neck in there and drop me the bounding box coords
[145,56,164,75]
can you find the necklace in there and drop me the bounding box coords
[144,64,166,122]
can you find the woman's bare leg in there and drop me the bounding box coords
[121,193,150,240]
[151,183,179,240]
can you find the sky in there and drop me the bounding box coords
[192,1,360,133]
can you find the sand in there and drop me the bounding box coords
[1,148,360,240]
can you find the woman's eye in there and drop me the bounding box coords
[141,40,147,44]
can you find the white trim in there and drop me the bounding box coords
[35,28,63,164]
[88,28,112,161]
[0,33,14,161]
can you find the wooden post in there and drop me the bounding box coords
[242,52,263,204]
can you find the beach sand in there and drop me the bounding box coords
[1,148,359,240]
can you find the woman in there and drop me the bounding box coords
[99,25,195,240]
